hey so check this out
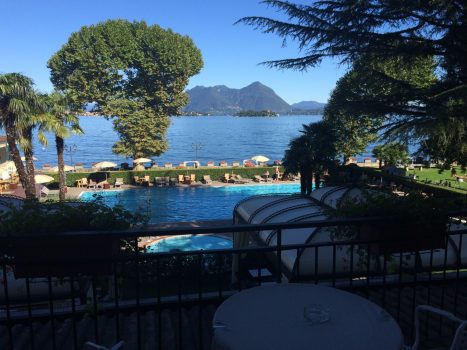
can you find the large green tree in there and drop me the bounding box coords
[48,20,203,158]
[240,0,467,166]
[0,73,44,199]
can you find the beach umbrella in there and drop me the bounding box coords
[133,157,152,164]
[251,155,270,163]
[50,165,74,172]
[34,174,54,184]
[93,161,117,169]
[21,156,38,161]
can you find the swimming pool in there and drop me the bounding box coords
[146,235,232,253]
[80,183,300,223]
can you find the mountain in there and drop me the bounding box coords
[184,82,291,115]
[290,101,326,111]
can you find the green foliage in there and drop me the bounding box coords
[240,1,466,166]
[333,192,462,220]
[0,200,147,236]
[283,121,337,194]
[48,20,203,158]
[372,142,409,167]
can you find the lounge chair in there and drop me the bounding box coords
[87,180,97,189]
[253,175,265,183]
[40,186,50,198]
[96,181,109,189]
[133,176,144,185]
[178,174,184,184]
[233,174,249,184]
[114,178,124,188]
[232,161,240,167]
[155,177,164,187]
[207,161,215,167]
[142,175,151,186]
[222,173,231,183]
[219,161,228,167]
[190,174,196,183]
[202,175,212,184]
[76,178,88,188]
[164,177,170,186]
[164,163,172,169]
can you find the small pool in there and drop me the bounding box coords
[146,235,232,253]
[80,183,300,223]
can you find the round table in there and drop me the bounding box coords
[212,284,403,350]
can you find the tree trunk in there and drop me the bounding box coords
[55,135,66,201]
[305,167,313,196]
[378,158,383,169]
[5,123,36,199]
[299,166,307,195]
[314,172,321,190]
[23,127,36,196]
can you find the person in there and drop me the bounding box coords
[273,167,280,181]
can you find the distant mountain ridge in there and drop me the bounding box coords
[184,82,325,115]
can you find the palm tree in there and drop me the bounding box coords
[0,73,43,199]
[283,121,337,195]
[44,91,83,201]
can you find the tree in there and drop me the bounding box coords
[283,121,337,195]
[0,73,43,199]
[48,20,203,159]
[239,1,467,165]
[44,92,83,201]
[372,143,409,168]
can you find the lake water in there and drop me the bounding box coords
[31,115,323,168]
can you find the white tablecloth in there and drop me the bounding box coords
[212,284,403,350]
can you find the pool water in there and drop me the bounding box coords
[80,183,300,223]
[146,235,232,253]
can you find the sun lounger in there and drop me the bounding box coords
[222,173,231,183]
[202,175,213,184]
[232,161,240,167]
[76,178,88,188]
[40,186,50,198]
[114,178,124,188]
[190,174,196,183]
[164,163,172,169]
[178,174,184,183]
[233,174,249,184]
[142,175,151,186]
[219,161,228,167]
[253,175,265,183]
[87,180,97,189]
[155,177,164,187]
[207,161,215,167]
[133,176,144,185]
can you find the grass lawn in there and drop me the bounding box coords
[407,166,467,192]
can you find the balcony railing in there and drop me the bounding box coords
[1,215,466,349]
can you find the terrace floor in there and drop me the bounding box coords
[2,279,466,350]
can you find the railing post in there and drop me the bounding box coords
[276,229,282,284]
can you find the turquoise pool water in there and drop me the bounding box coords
[146,235,232,253]
[80,183,300,223]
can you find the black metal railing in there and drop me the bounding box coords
[1,216,466,349]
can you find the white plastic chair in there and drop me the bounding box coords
[405,305,467,350]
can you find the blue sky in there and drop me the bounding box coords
[0,0,345,104]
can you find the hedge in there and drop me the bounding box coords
[46,166,283,187]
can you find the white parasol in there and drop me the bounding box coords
[50,165,74,172]
[93,161,117,169]
[34,174,55,184]
[133,158,152,164]
[251,155,270,163]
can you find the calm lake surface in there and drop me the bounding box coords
[32,115,322,168]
